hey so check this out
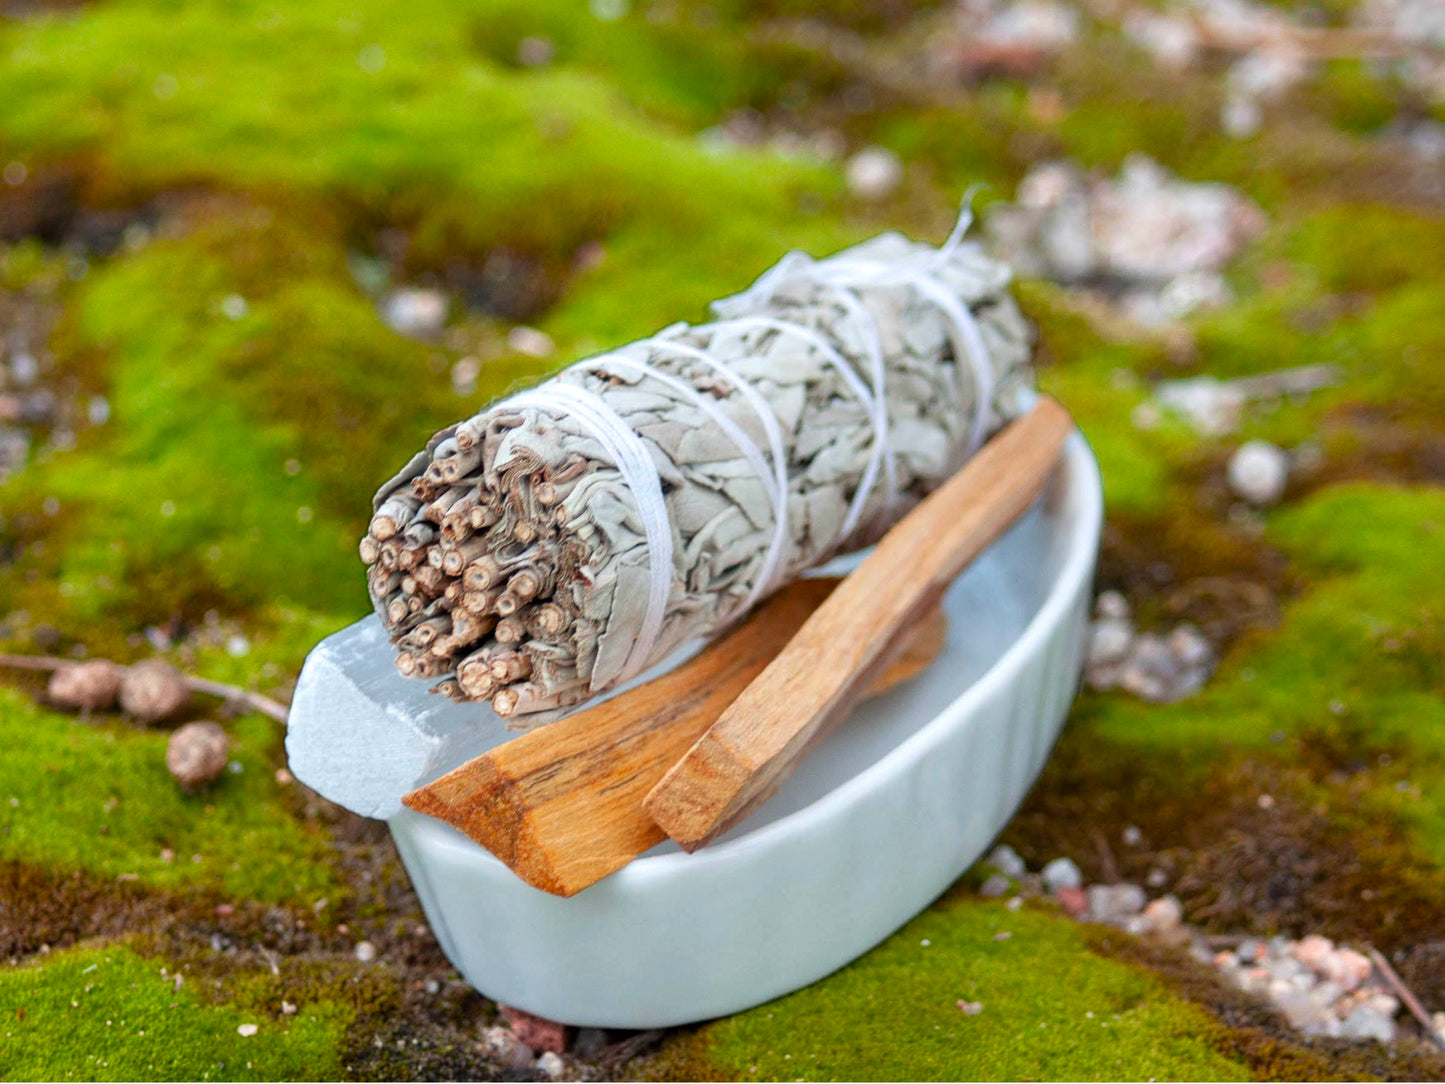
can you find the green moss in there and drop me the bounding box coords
[0,944,348,1082]
[1283,204,1445,296]
[0,0,833,258]
[1086,484,1445,861]
[1313,59,1400,135]
[699,900,1249,1081]
[1017,280,1198,516]
[0,209,539,632]
[0,688,336,903]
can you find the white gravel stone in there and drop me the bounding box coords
[507,325,556,358]
[383,288,448,338]
[987,844,1027,880]
[979,873,1013,898]
[1087,883,1147,922]
[1118,633,1180,701]
[481,1026,535,1069]
[9,351,37,385]
[1341,1004,1396,1042]
[1156,376,1246,436]
[1278,990,1337,1033]
[977,0,1080,50]
[1140,894,1182,933]
[1123,11,1200,69]
[1095,590,1130,620]
[1221,95,1263,139]
[1228,439,1289,507]
[536,1050,566,1079]
[1042,857,1082,893]
[845,146,904,202]
[1087,617,1134,668]
[354,940,377,963]
[1322,947,1373,992]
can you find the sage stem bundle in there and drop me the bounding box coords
[361,221,1034,724]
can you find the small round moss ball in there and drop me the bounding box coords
[166,721,230,792]
[119,659,192,723]
[47,659,123,712]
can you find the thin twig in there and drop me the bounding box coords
[598,1029,666,1071]
[1092,828,1120,884]
[0,653,69,673]
[1367,945,1444,1051]
[183,676,290,724]
[0,653,291,724]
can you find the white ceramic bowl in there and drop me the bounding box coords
[368,429,1102,1028]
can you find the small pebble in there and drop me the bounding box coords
[281,1001,297,1015]
[1087,883,1146,923]
[501,1005,569,1054]
[1117,634,1181,702]
[516,36,555,68]
[1056,885,1089,917]
[845,146,904,202]
[383,288,447,338]
[1094,590,1130,620]
[986,844,1027,880]
[354,940,377,963]
[119,659,191,723]
[10,352,37,386]
[572,1027,608,1058]
[979,873,1012,898]
[47,660,122,713]
[481,1025,534,1069]
[1041,856,1082,892]
[1292,934,1334,973]
[1087,617,1134,668]
[237,1023,258,1037]
[957,1000,984,1016]
[1121,825,1143,847]
[1341,1004,1395,1043]
[1227,439,1289,507]
[536,1050,565,1079]
[166,722,230,792]
[507,326,556,358]
[451,357,480,396]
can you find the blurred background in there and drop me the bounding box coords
[0,0,1443,1079]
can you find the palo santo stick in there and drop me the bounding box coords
[643,396,1073,853]
[401,577,946,897]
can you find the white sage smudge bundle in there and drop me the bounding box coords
[361,210,1034,726]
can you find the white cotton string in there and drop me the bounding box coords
[712,314,891,539]
[814,284,897,506]
[896,273,994,455]
[506,381,673,687]
[642,335,792,608]
[577,347,789,614]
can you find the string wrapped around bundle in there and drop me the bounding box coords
[360,210,1035,725]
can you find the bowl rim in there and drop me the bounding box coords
[403,427,1103,887]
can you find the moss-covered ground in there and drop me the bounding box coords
[0,0,1442,1079]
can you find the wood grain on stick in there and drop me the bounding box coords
[401,578,946,897]
[643,396,1074,852]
